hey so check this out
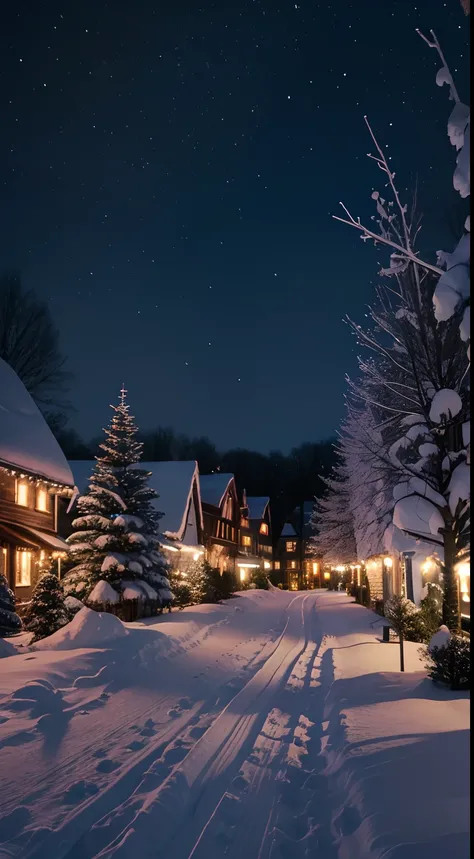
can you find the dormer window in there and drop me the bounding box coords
[259,522,269,535]
[36,486,50,513]
[286,540,297,552]
[15,479,29,507]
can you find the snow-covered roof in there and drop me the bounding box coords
[140,461,202,543]
[247,496,270,521]
[199,473,235,508]
[68,459,202,545]
[281,522,297,537]
[0,357,74,487]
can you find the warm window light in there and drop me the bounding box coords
[312,562,319,574]
[286,541,297,552]
[16,550,32,586]
[335,565,345,572]
[239,568,247,582]
[242,535,252,547]
[383,557,393,568]
[16,480,29,506]
[36,487,49,512]
[421,557,436,575]
[259,523,269,535]
[264,561,271,570]
[324,571,331,580]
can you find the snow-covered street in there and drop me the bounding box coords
[0,589,470,859]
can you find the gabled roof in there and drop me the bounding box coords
[281,522,297,537]
[247,496,270,521]
[0,357,73,487]
[199,473,235,509]
[68,459,202,544]
[140,461,202,542]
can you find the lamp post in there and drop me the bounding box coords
[403,551,416,602]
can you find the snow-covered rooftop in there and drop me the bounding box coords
[140,461,202,542]
[280,522,297,537]
[68,459,202,544]
[0,357,74,487]
[247,496,270,521]
[199,473,235,508]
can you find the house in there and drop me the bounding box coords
[236,493,273,581]
[67,460,204,574]
[0,358,74,601]
[199,473,240,576]
[275,502,320,589]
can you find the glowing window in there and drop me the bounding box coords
[16,550,32,586]
[36,487,49,512]
[259,522,269,535]
[286,541,297,553]
[16,480,29,507]
[289,561,297,570]
[242,535,252,547]
[274,561,280,570]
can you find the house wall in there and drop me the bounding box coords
[0,470,70,600]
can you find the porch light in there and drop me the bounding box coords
[383,556,393,568]
[324,571,331,580]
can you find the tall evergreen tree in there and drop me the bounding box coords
[65,387,172,607]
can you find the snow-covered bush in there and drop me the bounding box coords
[168,574,191,609]
[423,636,470,690]
[0,574,22,637]
[23,573,69,643]
[65,387,170,610]
[419,582,444,639]
[384,595,426,643]
[249,567,270,590]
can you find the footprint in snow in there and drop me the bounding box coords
[63,781,99,805]
[96,759,120,774]
[126,740,145,752]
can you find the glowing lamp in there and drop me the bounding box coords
[383,556,393,568]
[324,571,331,580]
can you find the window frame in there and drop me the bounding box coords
[15,479,29,507]
[16,549,33,587]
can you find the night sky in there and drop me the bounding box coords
[0,1,469,453]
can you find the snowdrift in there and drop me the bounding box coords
[34,606,128,651]
[0,637,16,658]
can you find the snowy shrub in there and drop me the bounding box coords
[423,636,470,690]
[419,582,444,640]
[210,568,238,602]
[0,574,22,637]
[384,595,426,643]
[23,573,69,643]
[249,567,270,590]
[168,575,191,609]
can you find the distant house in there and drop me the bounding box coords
[199,473,240,575]
[276,502,320,589]
[0,358,74,601]
[67,459,204,573]
[238,494,273,579]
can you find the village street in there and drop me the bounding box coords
[0,589,469,859]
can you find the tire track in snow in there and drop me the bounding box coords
[12,596,297,859]
[58,595,311,859]
[87,595,310,859]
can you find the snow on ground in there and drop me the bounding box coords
[0,590,469,859]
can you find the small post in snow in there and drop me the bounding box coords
[399,632,405,672]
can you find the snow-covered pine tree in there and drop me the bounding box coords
[24,571,69,642]
[66,387,172,608]
[186,557,214,604]
[0,574,22,637]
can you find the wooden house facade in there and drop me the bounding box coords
[0,358,74,602]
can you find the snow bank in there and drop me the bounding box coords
[323,604,470,859]
[0,637,16,658]
[34,607,128,651]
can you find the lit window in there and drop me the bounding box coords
[274,561,280,569]
[242,535,252,547]
[0,546,7,577]
[16,480,29,507]
[259,522,269,535]
[241,517,249,528]
[16,550,32,586]
[36,487,49,512]
[289,561,297,570]
[286,541,297,552]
